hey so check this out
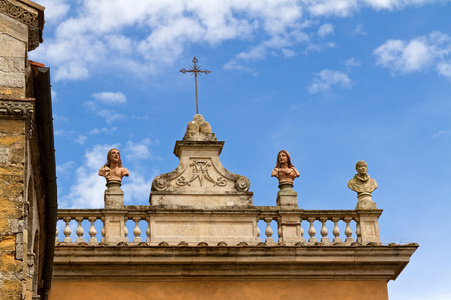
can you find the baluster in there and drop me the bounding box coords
[355,217,362,244]
[332,217,342,243]
[55,226,59,244]
[277,218,282,243]
[133,217,142,243]
[63,217,72,243]
[319,217,330,244]
[299,218,305,243]
[75,217,85,243]
[88,217,97,244]
[256,220,261,242]
[307,217,317,243]
[146,216,151,243]
[264,218,274,243]
[101,217,105,243]
[344,217,354,244]
[124,217,129,242]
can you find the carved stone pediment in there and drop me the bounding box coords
[150,115,253,209]
[152,152,250,194]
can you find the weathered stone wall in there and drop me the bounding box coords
[1,1,46,298]
[0,117,27,299]
[0,12,28,99]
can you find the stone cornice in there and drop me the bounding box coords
[0,0,44,51]
[53,245,418,282]
[0,98,34,118]
[0,98,35,138]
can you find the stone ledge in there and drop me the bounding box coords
[53,244,418,281]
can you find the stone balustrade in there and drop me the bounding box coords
[56,207,381,246]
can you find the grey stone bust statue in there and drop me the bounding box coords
[347,160,377,194]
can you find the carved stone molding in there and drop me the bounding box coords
[0,98,34,117]
[0,0,44,51]
[0,98,35,138]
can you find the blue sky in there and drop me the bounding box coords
[29,0,451,298]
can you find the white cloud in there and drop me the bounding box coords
[53,114,68,123]
[350,24,367,36]
[92,92,127,105]
[306,0,359,17]
[54,63,89,82]
[51,90,58,102]
[122,174,154,205]
[225,27,310,71]
[306,0,438,17]
[437,62,451,78]
[374,31,451,80]
[433,130,451,140]
[90,127,117,135]
[125,138,160,161]
[85,101,126,124]
[37,0,70,23]
[308,69,352,93]
[54,129,90,145]
[75,135,87,145]
[29,0,443,81]
[97,109,126,124]
[345,57,361,68]
[318,23,334,38]
[56,161,76,177]
[31,0,307,80]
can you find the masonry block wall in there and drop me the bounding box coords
[1,1,46,299]
[0,116,28,299]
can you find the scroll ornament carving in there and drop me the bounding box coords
[152,177,168,191]
[235,176,250,192]
[0,0,41,50]
[175,160,227,187]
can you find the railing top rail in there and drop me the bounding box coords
[57,207,382,219]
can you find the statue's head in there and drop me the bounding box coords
[355,160,368,175]
[106,148,122,168]
[276,150,294,168]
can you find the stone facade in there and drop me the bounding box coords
[0,100,34,299]
[0,1,56,299]
[0,0,44,99]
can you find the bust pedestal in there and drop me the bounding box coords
[104,181,124,209]
[103,181,127,243]
[276,182,298,209]
[355,192,377,210]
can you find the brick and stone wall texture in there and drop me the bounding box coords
[0,117,27,300]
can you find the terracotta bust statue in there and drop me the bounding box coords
[98,148,129,183]
[347,161,377,194]
[271,150,300,184]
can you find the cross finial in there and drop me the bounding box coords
[180,57,211,114]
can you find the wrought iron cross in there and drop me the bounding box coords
[180,57,211,114]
